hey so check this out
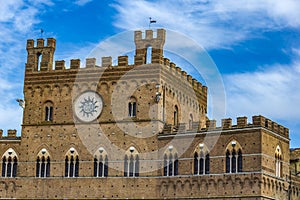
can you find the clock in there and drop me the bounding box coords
[74,91,103,122]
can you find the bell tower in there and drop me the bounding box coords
[25,38,56,72]
[134,29,166,65]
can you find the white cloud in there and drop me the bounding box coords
[74,0,93,6]
[223,60,300,147]
[0,0,23,22]
[224,61,300,123]
[112,0,300,49]
[0,0,55,132]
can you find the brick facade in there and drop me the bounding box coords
[0,29,299,199]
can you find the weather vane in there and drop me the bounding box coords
[149,17,156,29]
[40,29,44,38]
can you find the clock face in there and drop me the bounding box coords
[74,91,103,122]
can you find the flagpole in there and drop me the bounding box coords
[149,17,157,29]
[40,29,44,38]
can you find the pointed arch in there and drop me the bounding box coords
[124,146,139,177]
[36,148,51,178]
[65,147,79,177]
[1,148,18,178]
[275,145,283,178]
[174,105,179,126]
[193,143,210,175]
[225,140,243,173]
[93,147,108,177]
[163,145,179,176]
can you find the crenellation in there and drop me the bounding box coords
[118,56,128,66]
[272,122,279,133]
[37,38,44,48]
[176,66,181,74]
[178,123,186,133]
[192,79,197,87]
[177,115,290,136]
[70,59,80,69]
[26,39,34,49]
[252,115,265,127]
[145,29,154,40]
[181,71,187,78]
[102,56,112,67]
[25,37,56,72]
[237,116,247,127]
[156,29,166,40]
[222,118,232,129]
[170,62,176,70]
[163,124,173,133]
[0,129,20,141]
[284,127,289,137]
[86,58,96,68]
[55,60,65,70]
[202,86,207,94]
[197,82,202,90]
[134,30,142,41]
[12,28,296,199]
[46,38,56,48]
[164,58,170,67]
[265,118,272,129]
[206,119,216,129]
[134,29,165,65]
[187,75,192,85]
[7,129,17,138]
[278,125,284,135]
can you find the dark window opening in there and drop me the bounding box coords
[128,102,137,117]
[163,154,168,176]
[124,155,128,177]
[226,150,230,173]
[45,106,53,121]
[194,152,198,175]
[238,149,243,172]
[2,157,6,177]
[205,154,210,174]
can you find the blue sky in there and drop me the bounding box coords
[0,0,300,147]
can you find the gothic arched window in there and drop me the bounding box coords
[36,148,51,178]
[1,148,18,178]
[124,147,139,177]
[174,106,179,126]
[275,145,283,178]
[163,146,179,176]
[193,143,210,175]
[65,147,79,177]
[93,147,108,177]
[225,141,243,173]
